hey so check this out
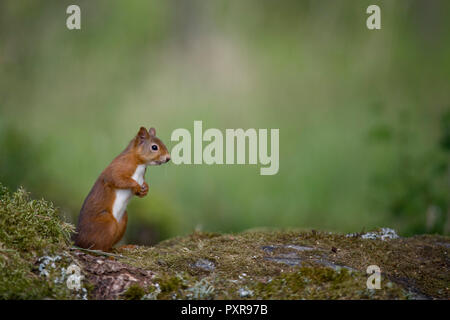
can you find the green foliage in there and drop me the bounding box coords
[368,108,449,234]
[440,110,450,152]
[0,126,42,191]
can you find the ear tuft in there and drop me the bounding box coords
[137,127,150,141]
[149,127,156,136]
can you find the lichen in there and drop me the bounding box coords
[186,278,215,300]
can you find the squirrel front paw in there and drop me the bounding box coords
[136,182,149,198]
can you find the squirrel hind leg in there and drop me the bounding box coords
[113,211,128,247]
[76,213,118,252]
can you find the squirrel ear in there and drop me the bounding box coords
[149,127,156,137]
[137,127,150,141]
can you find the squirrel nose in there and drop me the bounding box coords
[166,155,171,162]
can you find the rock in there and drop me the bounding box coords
[261,244,354,271]
[285,245,315,251]
[261,244,314,253]
[191,259,215,272]
[238,288,254,298]
[436,242,450,249]
[264,256,303,266]
[313,257,356,272]
[73,251,154,300]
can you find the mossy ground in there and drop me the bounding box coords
[117,230,449,300]
[1,183,448,300]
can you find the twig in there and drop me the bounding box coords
[70,246,138,262]
[71,246,124,258]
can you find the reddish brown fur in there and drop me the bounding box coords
[74,127,170,251]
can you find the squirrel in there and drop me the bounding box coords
[74,127,170,251]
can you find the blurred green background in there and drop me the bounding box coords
[1,0,449,244]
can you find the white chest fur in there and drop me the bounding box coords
[112,164,146,222]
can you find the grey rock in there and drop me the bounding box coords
[264,256,303,266]
[192,259,215,272]
[261,244,314,253]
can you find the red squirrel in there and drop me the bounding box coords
[74,127,170,251]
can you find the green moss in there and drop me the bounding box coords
[0,184,74,253]
[0,250,43,299]
[158,275,185,292]
[0,183,77,300]
[82,280,96,299]
[122,284,146,300]
[253,267,405,299]
[152,274,189,299]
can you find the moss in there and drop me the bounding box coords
[82,281,96,299]
[0,184,73,253]
[152,274,190,299]
[158,275,185,292]
[0,250,44,299]
[252,267,405,299]
[122,284,146,300]
[118,230,449,299]
[0,183,78,299]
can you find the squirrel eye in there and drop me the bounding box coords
[151,144,158,151]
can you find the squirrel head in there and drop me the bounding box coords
[134,127,171,165]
